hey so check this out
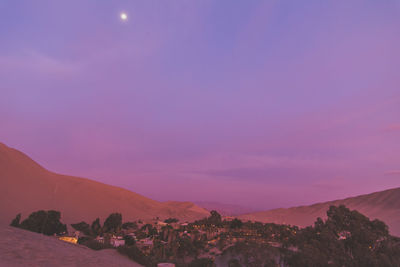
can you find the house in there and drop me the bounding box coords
[110,236,125,247]
[157,263,175,267]
[95,236,105,244]
[224,216,235,221]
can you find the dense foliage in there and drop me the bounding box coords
[188,257,214,267]
[116,207,400,267]
[122,221,138,230]
[118,245,156,266]
[103,213,122,233]
[11,210,66,236]
[286,205,400,267]
[91,218,102,236]
[164,218,179,223]
[71,221,91,235]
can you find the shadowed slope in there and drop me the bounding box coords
[240,188,400,236]
[0,143,209,225]
[0,226,142,267]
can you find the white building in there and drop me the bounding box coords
[110,236,125,247]
[95,236,105,244]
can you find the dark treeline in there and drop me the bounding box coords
[10,210,66,236]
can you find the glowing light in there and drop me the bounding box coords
[120,13,128,21]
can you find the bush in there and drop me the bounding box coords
[124,235,136,246]
[228,259,242,267]
[118,245,155,266]
[189,258,215,267]
[122,222,138,230]
[81,239,113,250]
[164,218,179,224]
[77,236,91,244]
[10,213,21,227]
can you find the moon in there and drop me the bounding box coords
[120,12,128,21]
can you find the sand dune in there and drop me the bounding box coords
[240,187,400,236]
[0,142,209,226]
[0,226,142,266]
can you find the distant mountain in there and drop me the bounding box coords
[194,201,257,216]
[0,143,209,225]
[239,187,400,236]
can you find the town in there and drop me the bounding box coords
[54,210,297,266]
[10,205,400,267]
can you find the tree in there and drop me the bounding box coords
[228,259,242,267]
[230,218,243,229]
[164,218,179,223]
[19,210,66,235]
[208,210,222,226]
[71,221,91,235]
[287,205,398,267]
[117,245,155,266]
[10,213,21,227]
[189,258,215,267]
[122,221,137,230]
[91,218,102,236]
[42,210,67,235]
[124,235,136,246]
[103,213,122,233]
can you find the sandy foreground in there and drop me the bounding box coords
[0,226,142,267]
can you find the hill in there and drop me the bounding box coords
[0,142,209,226]
[239,187,400,236]
[0,226,141,266]
[194,201,257,216]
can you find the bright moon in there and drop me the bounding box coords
[120,13,128,21]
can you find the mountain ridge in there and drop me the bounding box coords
[0,142,209,225]
[239,187,400,236]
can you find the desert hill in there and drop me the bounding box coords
[194,201,257,216]
[239,187,400,236]
[0,142,209,226]
[0,226,142,266]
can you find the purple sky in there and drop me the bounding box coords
[1,0,400,210]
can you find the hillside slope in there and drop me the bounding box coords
[0,143,209,225]
[240,187,400,236]
[0,226,142,267]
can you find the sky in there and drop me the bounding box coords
[1,0,400,210]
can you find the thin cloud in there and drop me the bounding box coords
[385,124,400,132]
[384,170,400,176]
[0,50,81,76]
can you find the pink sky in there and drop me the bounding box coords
[1,0,400,210]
